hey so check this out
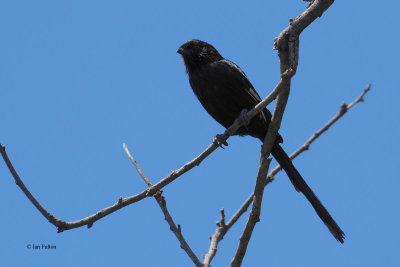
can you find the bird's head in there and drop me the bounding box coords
[177,39,223,72]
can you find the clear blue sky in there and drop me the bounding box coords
[1,1,399,266]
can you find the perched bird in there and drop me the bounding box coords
[177,39,345,243]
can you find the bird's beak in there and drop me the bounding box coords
[176,47,184,55]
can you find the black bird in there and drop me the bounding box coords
[177,39,345,243]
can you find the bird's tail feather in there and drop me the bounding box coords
[271,144,345,243]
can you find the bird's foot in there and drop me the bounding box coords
[213,134,228,149]
[238,109,250,127]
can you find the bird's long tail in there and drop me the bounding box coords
[271,144,345,243]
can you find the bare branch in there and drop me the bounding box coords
[230,159,272,267]
[0,140,217,231]
[123,143,152,187]
[204,195,255,266]
[267,84,371,179]
[230,67,292,267]
[215,1,337,265]
[0,144,60,225]
[123,143,202,267]
[203,208,227,266]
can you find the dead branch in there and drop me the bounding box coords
[268,84,371,178]
[230,0,336,265]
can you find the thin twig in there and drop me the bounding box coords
[0,144,60,224]
[122,143,202,267]
[123,143,152,187]
[203,209,227,266]
[267,84,371,179]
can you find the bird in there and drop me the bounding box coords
[177,39,345,243]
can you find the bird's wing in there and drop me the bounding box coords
[218,59,264,103]
[209,59,273,121]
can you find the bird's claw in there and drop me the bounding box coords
[213,134,228,149]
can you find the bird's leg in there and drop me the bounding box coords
[238,109,250,128]
[213,134,229,149]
